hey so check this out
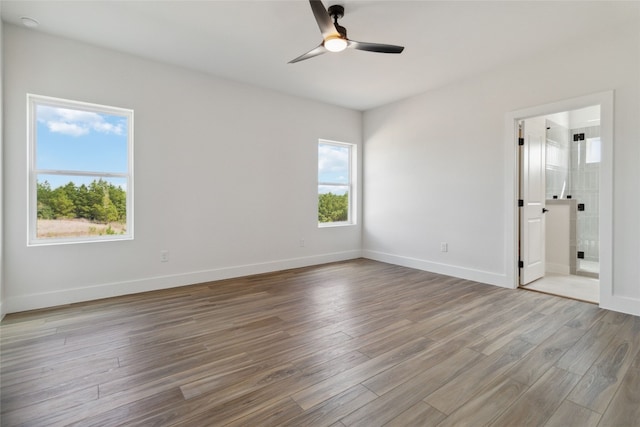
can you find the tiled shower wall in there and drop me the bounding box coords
[545,119,570,199]
[571,126,600,263]
[545,123,600,264]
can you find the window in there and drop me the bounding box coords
[586,137,601,164]
[318,140,355,226]
[28,94,133,245]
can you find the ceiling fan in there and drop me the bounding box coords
[289,0,405,63]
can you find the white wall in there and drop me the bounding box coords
[363,22,639,315]
[3,25,362,313]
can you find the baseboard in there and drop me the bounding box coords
[4,250,362,314]
[362,250,511,288]
[600,294,640,317]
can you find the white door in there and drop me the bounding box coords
[520,116,547,285]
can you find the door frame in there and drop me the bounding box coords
[504,91,613,308]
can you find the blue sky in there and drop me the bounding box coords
[318,143,350,195]
[36,104,128,189]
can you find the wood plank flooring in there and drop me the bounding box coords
[1,259,639,426]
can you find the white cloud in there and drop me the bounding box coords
[37,105,124,137]
[318,144,349,175]
[47,121,89,137]
[93,121,122,134]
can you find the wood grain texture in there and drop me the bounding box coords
[424,339,534,414]
[341,347,484,427]
[567,335,640,413]
[385,401,446,427]
[1,259,638,426]
[555,319,622,375]
[435,377,528,427]
[544,400,601,427]
[507,325,585,386]
[489,366,582,427]
[597,365,640,427]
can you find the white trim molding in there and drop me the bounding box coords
[4,250,362,314]
[363,250,510,288]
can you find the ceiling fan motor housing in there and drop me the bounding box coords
[328,4,344,19]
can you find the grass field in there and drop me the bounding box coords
[37,219,126,238]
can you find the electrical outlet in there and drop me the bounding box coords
[160,250,169,262]
[441,242,448,253]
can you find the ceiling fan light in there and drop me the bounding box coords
[325,36,347,53]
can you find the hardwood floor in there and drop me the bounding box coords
[1,259,638,426]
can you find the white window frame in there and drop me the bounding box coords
[27,94,134,245]
[318,139,356,227]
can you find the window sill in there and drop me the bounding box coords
[28,234,133,247]
[318,222,356,228]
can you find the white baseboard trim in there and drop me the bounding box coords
[4,250,362,314]
[600,294,640,317]
[363,250,511,288]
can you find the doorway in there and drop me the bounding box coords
[505,91,613,307]
[518,106,601,303]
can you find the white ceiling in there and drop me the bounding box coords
[2,1,638,111]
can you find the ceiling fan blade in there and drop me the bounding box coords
[349,40,405,54]
[289,44,327,64]
[309,0,339,39]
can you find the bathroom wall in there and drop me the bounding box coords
[545,117,570,199]
[545,199,576,275]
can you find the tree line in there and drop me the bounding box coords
[40,180,340,224]
[37,179,126,224]
[318,192,348,223]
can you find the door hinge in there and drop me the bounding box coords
[518,138,524,146]
[573,133,585,141]
[518,199,524,207]
[518,260,524,268]
[577,251,585,259]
